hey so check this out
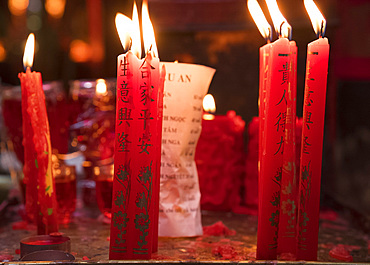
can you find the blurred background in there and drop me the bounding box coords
[0,0,369,220]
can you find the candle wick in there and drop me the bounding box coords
[319,20,326,38]
[278,22,284,38]
[124,38,133,53]
[266,27,272,43]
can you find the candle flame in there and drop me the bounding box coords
[96,79,107,95]
[142,0,158,57]
[265,0,291,39]
[304,0,326,37]
[203,94,216,113]
[115,12,133,52]
[247,0,272,41]
[131,2,141,58]
[23,33,35,68]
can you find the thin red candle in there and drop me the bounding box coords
[19,33,58,235]
[277,40,298,256]
[247,0,273,217]
[249,0,292,259]
[109,2,164,260]
[297,0,330,260]
[257,37,290,260]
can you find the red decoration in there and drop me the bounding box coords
[195,111,245,212]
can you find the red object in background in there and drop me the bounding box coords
[244,117,259,215]
[2,82,71,164]
[329,245,353,262]
[54,173,77,224]
[95,177,113,218]
[19,67,58,235]
[296,37,330,261]
[203,221,236,237]
[195,110,245,212]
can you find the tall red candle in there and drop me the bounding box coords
[109,2,164,260]
[249,0,292,259]
[19,33,58,235]
[247,0,272,177]
[248,0,273,218]
[277,40,298,256]
[257,37,290,260]
[297,0,330,260]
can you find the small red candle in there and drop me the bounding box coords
[297,0,330,260]
[195,94,245,212]
[109,2,164,260]
[19,33,58,235]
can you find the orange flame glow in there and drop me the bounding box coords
[23,33,35,68]
[304,0,326,37]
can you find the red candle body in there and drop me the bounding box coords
[296,37,329,261]
[19,67,58,235]
[258,43,272,177]
[257,37,290,260]
[195,111,245,212]
[277,40,298,256]
[109,51,163,260]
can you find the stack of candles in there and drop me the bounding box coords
[16,0,329,261]
[248,0,329,261]
[109,0,165,260]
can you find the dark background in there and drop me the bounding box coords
[0,0,369,215]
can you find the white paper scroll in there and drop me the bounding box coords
[158,62,215,237]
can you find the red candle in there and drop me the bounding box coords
[18,33,58,235]
[257,36,290,260]
[277,39,298,256]
[297,0,330,260]
[109,2,164,260]
[249,0,292,259]
[247,0,273,217]
[247,0,272,178]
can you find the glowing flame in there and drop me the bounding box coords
[304,0,326,37]
[96,79,107,95]
[23,33,35,68]
[131,2,141,58]
[203,94,216,113]
[142,0,158,57]
[265,0,291,38]
[247,0,272,41]
[115,13,134,52]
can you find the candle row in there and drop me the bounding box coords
[248,0,330,261]
[17,0,329,262]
